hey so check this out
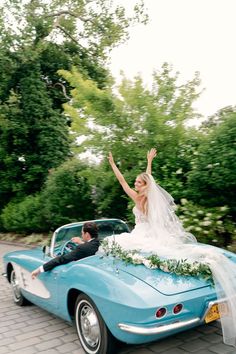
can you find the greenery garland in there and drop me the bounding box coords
[101,239,214,284]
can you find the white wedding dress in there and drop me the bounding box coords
[105,175,236,348]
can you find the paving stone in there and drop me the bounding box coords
[209,343,236,354]
[36,350,60,354]
[190,351,216,354]
[39,329,66,341]
[43,322,71,332]
[176,328,202,341]
[161,348,190,354]
[0,320,15,328]
[56,342,81,352]
[8,337,41,351]
[0,337,15,346]
[197,324,220,334]
[15,328,46,341]
[34,338,63,351]
[11,347,38,354]
[61,333,80,343]
[148,338,183,352]
[201,333,222,344]
[180,338,211,352]
[2,329,22,338]
[21,321,48,332]
[0,327,11,335]
[0,313,21,321]
[71,349,86,354]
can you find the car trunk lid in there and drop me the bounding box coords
[118,263,212,295]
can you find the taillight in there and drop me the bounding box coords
[156,307,167,318]
[173,304,183,314]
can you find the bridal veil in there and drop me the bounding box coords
[146,174,236,347]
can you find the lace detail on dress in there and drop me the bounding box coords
[133,206,148,224]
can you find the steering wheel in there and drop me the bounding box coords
[61,240,78,255]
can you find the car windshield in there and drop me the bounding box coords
[53,220,129,255]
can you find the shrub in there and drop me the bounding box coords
[1,194,45,233]
[176,199,235,247]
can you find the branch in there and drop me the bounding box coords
[56,24,78,44]
[45,10,91,24]
[54,83,70,100]
[45,10,78,19]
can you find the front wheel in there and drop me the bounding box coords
[75,294,116,354]
[10,269,30,306]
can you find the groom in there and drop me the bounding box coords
[31,221,100,279]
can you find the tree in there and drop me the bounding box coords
[0,0,146,210]
[0,62,71,205]
[187,112,236,218]
[40,158,96,229]
[59,64,202,220]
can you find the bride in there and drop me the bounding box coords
[106,148,236,348]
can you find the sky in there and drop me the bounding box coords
[109,0,236,118]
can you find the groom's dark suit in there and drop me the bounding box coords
[43,238,100,272]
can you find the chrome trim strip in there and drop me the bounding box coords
[118,317,200,335]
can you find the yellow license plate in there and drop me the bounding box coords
[205,302,229,323]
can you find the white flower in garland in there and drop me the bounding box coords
[143,259,156,269]
[132,253,145,264]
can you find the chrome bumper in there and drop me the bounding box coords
[118,317,200,335]
[118,297,226,336]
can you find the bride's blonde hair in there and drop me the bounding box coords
[136,172,151,215]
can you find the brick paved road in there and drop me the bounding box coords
[0,243,235,354]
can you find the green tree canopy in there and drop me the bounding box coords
[187,112,236,217]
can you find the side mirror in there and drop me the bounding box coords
[42,245,50,255]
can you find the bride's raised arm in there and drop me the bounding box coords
[146,148,157,175]
[108,152,137,203]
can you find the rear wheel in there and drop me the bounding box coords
[10,269,29,306]
[75,293,116,354]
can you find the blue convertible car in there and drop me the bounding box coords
[2,218,234,354]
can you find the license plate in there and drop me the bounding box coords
[205,302,229,323]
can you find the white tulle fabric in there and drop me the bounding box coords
[105,174,236,347]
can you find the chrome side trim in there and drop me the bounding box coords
[118,317,200,335]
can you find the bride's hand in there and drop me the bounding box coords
[147,148,157,161]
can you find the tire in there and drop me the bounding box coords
[75,294,116,354]
[10,269,30,306]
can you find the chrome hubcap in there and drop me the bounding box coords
[11,271,21,301]
[79,302,101,349]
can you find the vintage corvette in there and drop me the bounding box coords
[2,218,235,354]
